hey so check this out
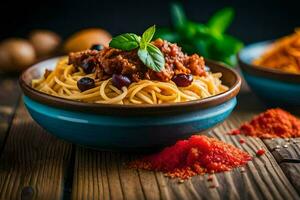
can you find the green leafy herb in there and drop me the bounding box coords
[207,7,234,34]
[155,28,181,43]
[141,25,156,48]
[109,25,165,72]
[138,44,165,72]
[170,2,186,31]
[109,33,141,50]
[154,2,243,66]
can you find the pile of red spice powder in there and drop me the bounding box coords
[129,135,251,179]
[233,108,300,139]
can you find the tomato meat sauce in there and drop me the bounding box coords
[68,39,206,83]
[129,135,251,179]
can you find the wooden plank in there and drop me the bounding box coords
[227,92,300,196]
[0,101,72,200]
[72,109,300,200]
[233,90,300,186]
[280,163,300,194]
[72,149,147,200]
[209,121,299,200]
[0,77,21,151]
[264,138,300,163]
[72,149,122,200]
[148,116,300,200]
[262,108,300,163]
[229,109,300,163]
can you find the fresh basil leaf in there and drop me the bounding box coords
[154,27,181,43]
[141,25,156,45]
[217,35,243,56]
[207,7,234,34]
[183,21,197,39]
[179,42,196,55]
[138,43,165,72]
[180,21,215,41]
[204,35,242,66]
[191,22,210,36]
[170,2,186,31]
[109,33,141,50]
[193,39,210,57]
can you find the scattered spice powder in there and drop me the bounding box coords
[256,149,265,156]
[209,183,218,189]
[239,138,246,144]
[230,129,241,135]
[232,108,300,139]
[129,135,251,179]
[207,175,214,181]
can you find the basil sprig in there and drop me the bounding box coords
[109,33,141,50]
[109,25,165,72]
[154,3,243,66]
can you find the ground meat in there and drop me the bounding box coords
[98,48,146,81]
[68,39,206,82]
[68,50,99,67]
[68,50,100,75]
[185,54,206,76]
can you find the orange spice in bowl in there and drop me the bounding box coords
[253,29,300,74]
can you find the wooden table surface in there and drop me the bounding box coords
[0,74,300,200]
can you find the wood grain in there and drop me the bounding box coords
[280,163,300,194]
[232,91,300,196]
[71,110,300,200]
[0,101,72,200]
[0,77,21,152]
[264,138,300,163]
[209,118,299,200]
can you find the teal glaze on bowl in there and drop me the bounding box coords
[243,73,300,106]
[239,41,271,65]
[238,41,300,107]
[24,96,237,150]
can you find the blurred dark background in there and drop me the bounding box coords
[0,0,299,44]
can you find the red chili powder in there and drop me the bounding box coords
[236,108,300,139]
[129,135,251,179]
[256,149,265,156]
[239,138,246,144]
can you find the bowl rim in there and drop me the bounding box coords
[237,40,300,84]
[19,57,241,116]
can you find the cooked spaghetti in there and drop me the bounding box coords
[253,29,300,74]
[32,39,228,105]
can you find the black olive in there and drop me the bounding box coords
[172,74,193,87]
[81,59,96,74]
[112,74,131,90]
[90,44,104,51]
[77,77,95,92]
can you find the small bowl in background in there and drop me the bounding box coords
[238,41,300,107]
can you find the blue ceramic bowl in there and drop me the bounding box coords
[20,58,241,151]
[238,41,300,107]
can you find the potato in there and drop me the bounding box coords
[63,28,112,53]
[0,38,36,72]
[29,30,61,58]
